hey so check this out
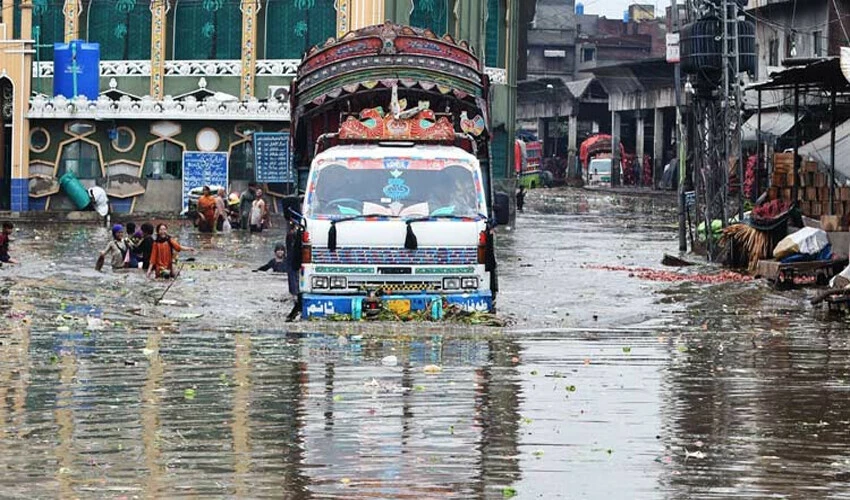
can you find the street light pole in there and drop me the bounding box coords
[672,0,686,252]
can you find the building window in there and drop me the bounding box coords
[30,128,50,153]
[813,31,823,57]
[111,127,135,152]
[230,141,255,181]
[410,0,449,35]
[58,141,100,179]
[174,0,242,60]
[143,141,184,180]
[582,47,596,63]
[264,0,336,59]
[86,0,152,60]
[768,38,779,66]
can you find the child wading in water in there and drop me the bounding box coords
[0,222,18,264]
[255,242,288,273]
[98,224,135,270]
[146,223,195,279]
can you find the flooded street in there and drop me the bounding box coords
[2,188,850,498]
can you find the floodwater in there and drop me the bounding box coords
[1,188,850,499]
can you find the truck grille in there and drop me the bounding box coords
[312,247,477,265]
[348,281,440,293]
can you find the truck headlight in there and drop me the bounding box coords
[461,277,479,289]
[330,276,347,289]
[442,278,461,290]
[311,276,329,289]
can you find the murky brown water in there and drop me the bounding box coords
[1,188,849,498]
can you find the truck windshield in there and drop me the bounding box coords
[590,159,612,174]
[306,161,483,218]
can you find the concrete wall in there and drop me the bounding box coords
[133,180,184,213]
[750,0,829,81]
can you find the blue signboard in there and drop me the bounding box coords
[182,152,228,211]
[254,132,293,183]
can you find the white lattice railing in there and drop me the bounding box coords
[33,59,301,78]
[485,67,507,85]
[35,59,507,84]
[28,93,291,122]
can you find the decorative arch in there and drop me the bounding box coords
[140,137,187,180]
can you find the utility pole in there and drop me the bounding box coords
[672,0,686,252]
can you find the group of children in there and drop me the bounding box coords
[99,221,196,279]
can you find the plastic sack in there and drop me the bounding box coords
[830,263,850,289]
[222,218,232,233]
[773,227,829,259]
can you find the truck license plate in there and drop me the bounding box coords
[386,299,411,315]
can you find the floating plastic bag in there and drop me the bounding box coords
[222,219,232,233]
[773,227,829,260]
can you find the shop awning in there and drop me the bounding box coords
[797,118,850,181]
[741,112,798,142]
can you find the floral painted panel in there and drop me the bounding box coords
[410,0,449,36]
[87,0,152,60]
[265,0,336,59]
[174,0,242,60]
[31,0,65,61]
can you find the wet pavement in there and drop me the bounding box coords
[1,188,850,498]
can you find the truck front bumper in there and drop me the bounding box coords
[302,291,494,318]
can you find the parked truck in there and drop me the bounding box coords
[290,22,497,319]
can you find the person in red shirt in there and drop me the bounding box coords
[196,186,217,233]
[0,222,17,264]
[146,223,194,279]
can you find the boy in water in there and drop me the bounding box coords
[0,222,17,264]
[255,242,288,273]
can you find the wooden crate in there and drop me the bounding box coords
[774,153,794,173]
[772,172,787,187]
[822,215,841,232]
[768,187,779,200]
[820,187,830,201]
[805,187,818,201]
[787,172,796,186]
[841,187,850,201]
[800,201,811,215]
[782,188,793,201]
[804,160,818,173]
[811,203,823,217]
[816,173,827,186]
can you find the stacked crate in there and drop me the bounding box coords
[767,153,850,228]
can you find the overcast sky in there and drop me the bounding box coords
[579,0,663,19]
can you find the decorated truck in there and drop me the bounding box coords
[515,139,543,189]
[290,22,497,319]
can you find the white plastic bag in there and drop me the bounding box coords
[773,227,829,259]
[222,218,232,233]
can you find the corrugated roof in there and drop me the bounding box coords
[751,58,850,91]
[798,119,850,182]
[564,78,593,98]
[741,112,798,142]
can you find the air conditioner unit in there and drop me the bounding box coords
[268,85,289,102]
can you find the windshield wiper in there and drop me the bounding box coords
[326,213,399,251]
[402,213,488,250]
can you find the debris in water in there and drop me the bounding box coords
[502,486,517,498]
[423,364,442,374]
[381,355,398,367]
[184,388,196,400]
